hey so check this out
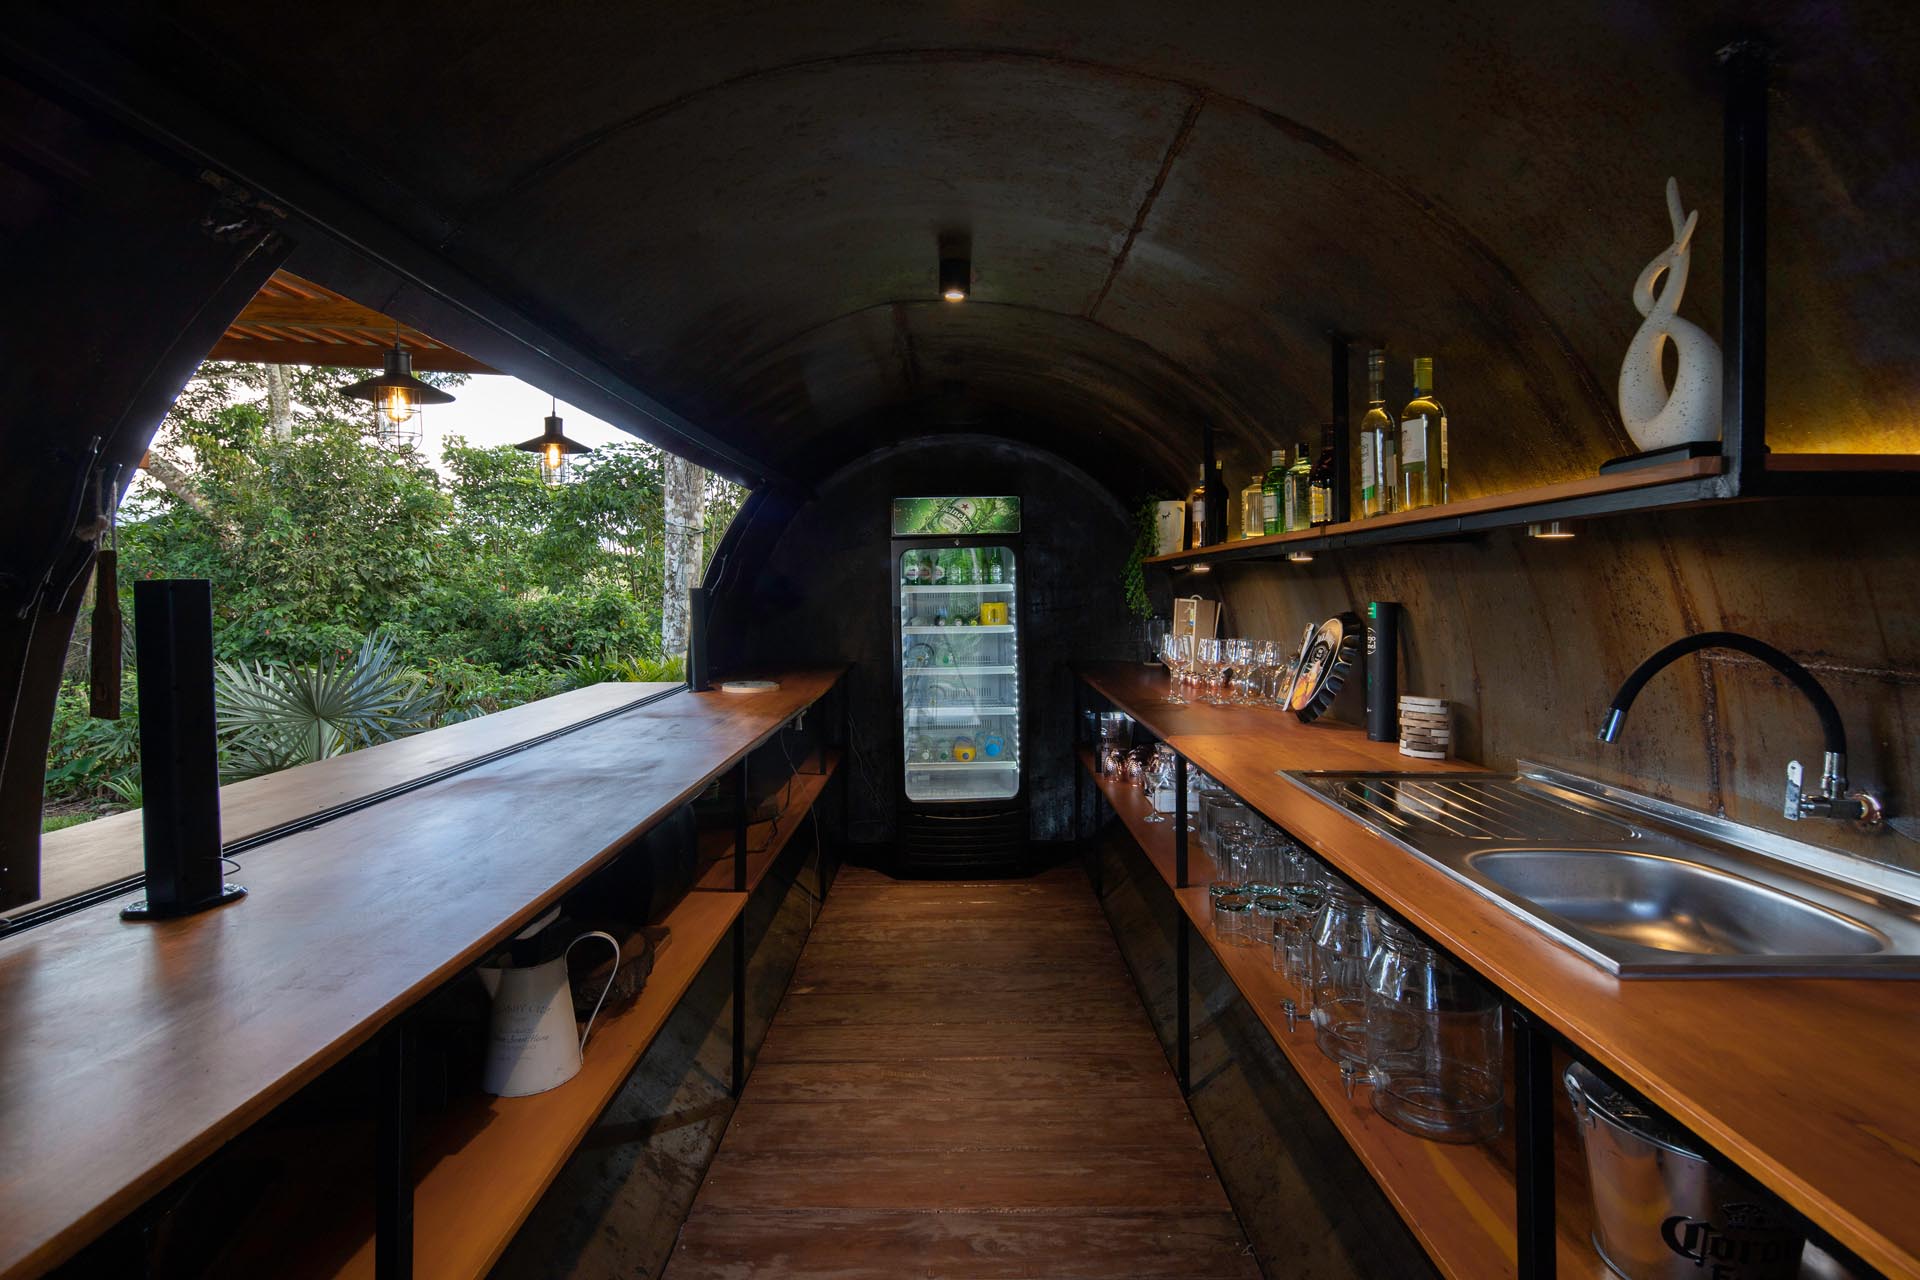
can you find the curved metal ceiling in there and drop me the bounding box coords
[56,2,1920,493]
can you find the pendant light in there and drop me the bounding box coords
[339,327,455,447]
[516,398,592,484]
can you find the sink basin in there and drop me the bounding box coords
[1464,848,1887,958]
[1283,767,1920,977]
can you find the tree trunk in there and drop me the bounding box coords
[662,455,706,662]
[264,363,293,440]
[139,449,223,530]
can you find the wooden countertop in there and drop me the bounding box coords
[22,681,681,915]
[1076,662,1920,1280]
[0,669,842,1279]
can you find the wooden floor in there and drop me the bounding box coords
[670,867,1259,1280]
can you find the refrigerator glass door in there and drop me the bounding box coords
[900,544,1020,802]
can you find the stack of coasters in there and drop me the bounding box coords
[1398,696,1452,759]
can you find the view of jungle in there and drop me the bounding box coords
[43,362,742,833]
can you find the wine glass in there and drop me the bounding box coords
[1159,633,1191,704]
[1142,750,1174,823]
[1253,639,1282,706]
[1195,638,1223,705]
[1227,638,1256,703]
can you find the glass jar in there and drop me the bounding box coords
[1364,918,1503,1143]
[1309,881,1376,1067]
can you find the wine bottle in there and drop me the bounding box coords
[1398,356,1449,510]
[1359,348,1397,518]
[1241,473,1266,539]
[1186,464,1207,550]
[1309,423,1335,525]
[1203,458,1229,546]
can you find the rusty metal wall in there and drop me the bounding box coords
[1212,496,1919,870]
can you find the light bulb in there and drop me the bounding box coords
[545,443,561,469]
[382,386,412,423]
[943,287,966,302]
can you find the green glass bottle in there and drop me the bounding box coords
[1285,442,1314,531]
[1398,356,1449,510]
[1261,448,1287,535]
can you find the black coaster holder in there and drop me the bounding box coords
[121,579,245,921]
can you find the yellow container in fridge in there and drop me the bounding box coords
[979,601,1009,626]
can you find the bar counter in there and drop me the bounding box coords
[0,670,843,1278]
[1076,661,1920,1280]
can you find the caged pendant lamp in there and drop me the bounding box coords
[339,327,455,448]
[517,398,592,484]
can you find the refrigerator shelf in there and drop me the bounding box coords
[902,624,1016,634]
[903,665,1017,676]
[905,759,1021,771]
[901,583,1015,594]
[905,705,1017,718]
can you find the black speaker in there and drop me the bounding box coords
[687,585,711,691]
[122,580,245,919]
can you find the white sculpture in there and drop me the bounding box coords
[1618,178,1723,452]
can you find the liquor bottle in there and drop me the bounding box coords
[1262,447,1287,535]
[1359,348,1397,518]
[1285,442,1314,531]
[1398,356,1449,510]
[1186,464,1207,550]
[987,549,1004,583]
[1241,473,1266,539]
[1309,422,1335,525]
[1203,458,1229,546]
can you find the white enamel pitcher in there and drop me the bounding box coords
[479,930,621,1097]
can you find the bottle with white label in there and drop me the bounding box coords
[1398,356,1449,511]
[1186,464,1208,549]
[1359,348,1397,518]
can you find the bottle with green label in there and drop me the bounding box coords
[1261,447,1287,535]
[1398,356,1449,510]
[1285,442,1314,531]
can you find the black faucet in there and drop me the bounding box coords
[1599,630,1883,829]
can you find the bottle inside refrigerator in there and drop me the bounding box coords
[898,542,1021,803]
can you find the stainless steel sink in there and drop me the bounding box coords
[1282,766,1920,977]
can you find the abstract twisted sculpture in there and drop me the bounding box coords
[1618,178,1723,452]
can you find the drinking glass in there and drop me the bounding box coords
[1159,633,1191,704]
[1212,890,1253,943]
[1192,638,1221,704]
[1310,883,1377,1069]
[1253,640,1284,705]
[1365,919,1503,1143]
[1276,879,1325,989]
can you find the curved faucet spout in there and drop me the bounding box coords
[1598,630,1845,756]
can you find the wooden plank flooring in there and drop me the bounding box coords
[671,867,1258,1280]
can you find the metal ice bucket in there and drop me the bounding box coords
[1565,1061,1805,1280]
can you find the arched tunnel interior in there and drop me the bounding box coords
[2,4,1918,1278]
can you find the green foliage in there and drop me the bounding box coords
[43,680,142,804]
[44,361,740,820]
[1123,500,1158,619]
[214,633,439,781]
[43,814,93,834]
[560,650,687,689]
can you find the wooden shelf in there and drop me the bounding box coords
[1146,457,1728,567]
[693,751,840,894]
[323,888,748,1280]
[1080,749,1609,1280]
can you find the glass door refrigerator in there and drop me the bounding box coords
[890,497,1026,874]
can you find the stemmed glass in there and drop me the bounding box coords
[1195,638,1225,705]
[1253,640,1283,706]
[1227,638,1256,703]
[1159,633,1191,704]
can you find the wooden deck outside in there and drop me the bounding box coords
[671,867,1259,1280]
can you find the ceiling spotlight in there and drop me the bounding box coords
[939,255,970,302]
[1527,520,1577,540]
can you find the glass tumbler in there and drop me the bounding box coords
[1365,920,1504,1143]
[1309,882,1376,1068]
[1212,890,1253,943]
[1276,879,1325,989]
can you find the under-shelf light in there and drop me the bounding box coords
[1287,550,1316,563]
[1527,520,1578,539]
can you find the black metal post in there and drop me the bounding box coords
[730,918,746,1098]
[1720,39,1769,497]
[1072,681,1085,877]
[1174,755,1189,889]
[1329,335,1352,525]
[1176,914,1191,1096]
[731,753,749,1096]
[1513,1007,1557,1280]
[374,1016,415,1280]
